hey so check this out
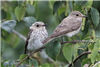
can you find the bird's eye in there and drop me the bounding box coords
[76,14,79,16]
[36,25,39,27]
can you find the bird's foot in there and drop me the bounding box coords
[71,37,76,44]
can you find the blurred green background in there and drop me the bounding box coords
[1,1,100,67]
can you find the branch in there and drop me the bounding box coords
[16,55,29,67]
[68,51,91,67]
[16,46,46,67]
[61,40,95,44]
[31,47,46,55]
[68,51,100,67]
[92,61,100,67]
[12,30,26,41]
[15,32,95,67]
[16,39,95,67]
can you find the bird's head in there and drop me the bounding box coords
[30,22,47,30]
[68,11,87,20]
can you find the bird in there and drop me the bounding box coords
[24,22,48,54]
[42,11,87,44]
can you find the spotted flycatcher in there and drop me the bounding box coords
[42,11,87,44]
[24,22,48,54]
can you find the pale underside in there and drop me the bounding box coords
[51,16,82,38]
[66,24,82,37]
[27,28,48,52]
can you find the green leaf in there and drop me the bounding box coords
[19,54,28,64]
[1,20,16,33]
[84,1,93,9]
[23,17,37,27]
[26,4,35,16]
[58,7,66,17]
[45,40,61,61]
[75,1,87,6]
[91,39,100,64]
[83,18,90,35]
[49,1,56,6]
[91,47,99,64]
[29,58,38,67]
[60,12,65,22]
[62,44,78,63]
[10,34,20,48]
[18,1,23,6]
[41,63,50,67]
[73,4,82,11]
[1,62,4,67]
[82,58,91,67]
[78,41,89,60]
[1,9,7,20]
[91,7,100,28]
[15,6,26,21]
[53,1,62,14]
[89,43,95,51]
[97,53,100,61]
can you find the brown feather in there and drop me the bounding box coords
[24,29,33,54]
[42,17,82,44]
[51,16,82,38]
[42,11,85,45]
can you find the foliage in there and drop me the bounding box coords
[1,1,100,67]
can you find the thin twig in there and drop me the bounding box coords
[13,30,95,67]
[68,51,91,67]
[92,61,100,67]
[61,40,95,44]
[16,56,29,67]
[13,29,97,67]
[31,47,46,55]
[16,40,95,67]
[12,30,26,41]
[68,51,100,67]
[16,46,46,67]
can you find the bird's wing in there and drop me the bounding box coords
[24,29,33,54]
[51,17,82,37]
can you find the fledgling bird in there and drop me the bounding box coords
[24,22,48,54]
[42,11,87,44]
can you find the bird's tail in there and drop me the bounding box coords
[42,36,54,44]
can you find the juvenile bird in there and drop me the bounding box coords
[24,22,48,54]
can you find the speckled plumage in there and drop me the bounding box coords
[24,22,48,54]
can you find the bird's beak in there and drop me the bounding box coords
[43,24,47,26]
[82,15,87,17]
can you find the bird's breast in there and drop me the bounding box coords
[27,30,48,52]
[27,39,43,51]
[66,25,82,37]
